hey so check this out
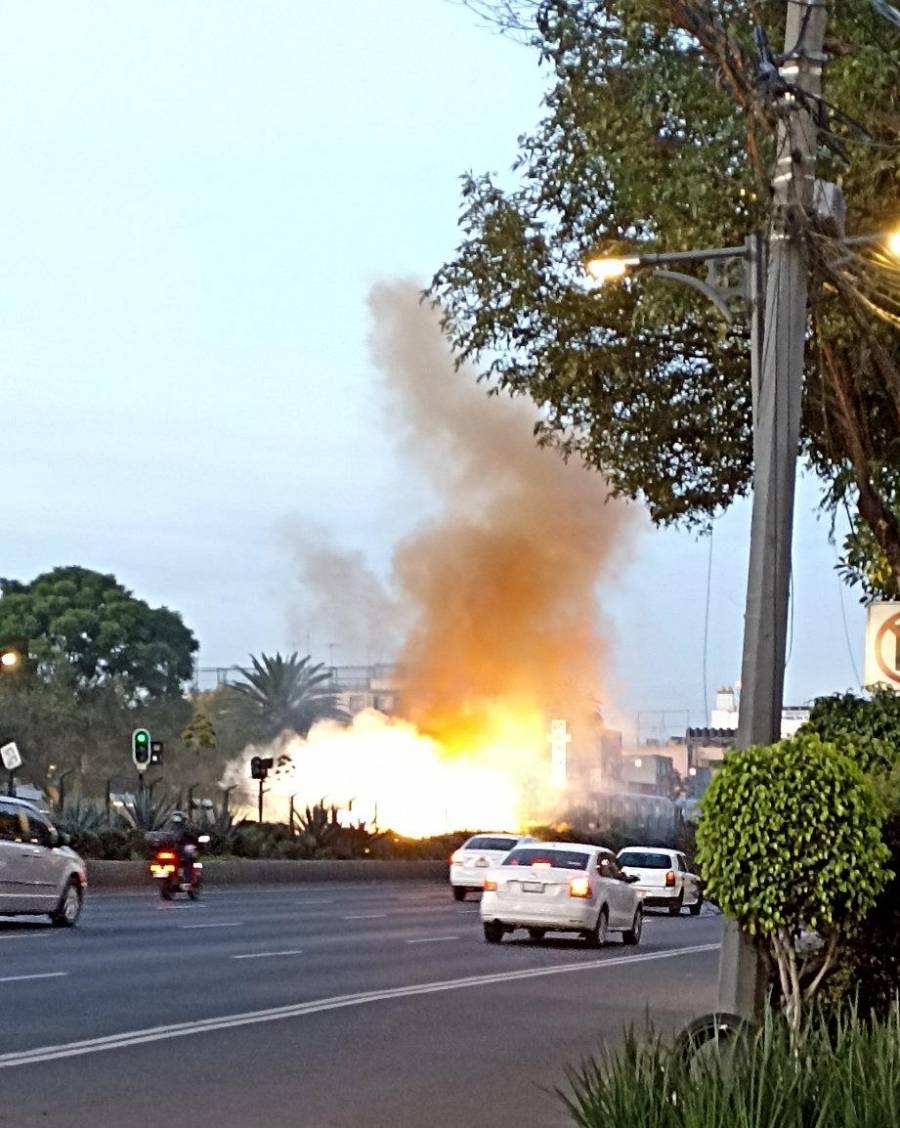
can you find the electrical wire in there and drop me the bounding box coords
[701,526,714,725]
[835,545,863,688]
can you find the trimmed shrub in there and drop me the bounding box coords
[696,733,891,1031]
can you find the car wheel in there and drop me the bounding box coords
[528,928,546,941]
[584,907,608,949]
[50,880,82,928]
[689,892,704,916]
[622,906,643,946]
[483,921,504,944]
[669,891,685,916]
[452,886,467,902]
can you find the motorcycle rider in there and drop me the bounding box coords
[161,811,200,888]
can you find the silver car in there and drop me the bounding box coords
[0,797,87,926]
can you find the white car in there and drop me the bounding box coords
[616,846,703,916]
[479,841,643,946]
[450,833,534,901]
[0,796,87,925]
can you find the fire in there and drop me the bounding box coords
[256,705,554,838]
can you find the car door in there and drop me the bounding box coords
[21,811,65,909]
[596,852,632,928]
[0,801,42,913]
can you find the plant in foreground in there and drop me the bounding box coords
[695,733,891,1033]
[562,1004,900,1128]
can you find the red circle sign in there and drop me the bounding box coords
[874,613,900,684]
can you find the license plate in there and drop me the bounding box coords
[523,881,544,893]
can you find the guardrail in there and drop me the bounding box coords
[87,859,449,888]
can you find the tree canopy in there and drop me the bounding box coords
[0,565,198,700]
[434,0,900,597]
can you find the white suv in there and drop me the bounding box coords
[449,833,534,901]
[0,797,87,926]
[616,846,702,915]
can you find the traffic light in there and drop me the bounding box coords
[150,740,164,765]
[132,728,152,771]
[250,756,274,780]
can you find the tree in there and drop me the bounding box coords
[227,652,348,740]
[0,566,198,700]
[434,1,900,596]
[696,733,891,1033]
[181,706,218,755]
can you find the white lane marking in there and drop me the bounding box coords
[405,935,459,945]
[341,913,386,920]
[0,933,53,941]
[0,972,68,985]
[179,922,243,930]
[232,950,304,961]
[0,943,719,1068]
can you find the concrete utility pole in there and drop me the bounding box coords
[719,0,829,1019]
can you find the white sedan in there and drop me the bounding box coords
[449,833,534,901]
[479,842,643,946]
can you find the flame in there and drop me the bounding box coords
[254,705,556,838]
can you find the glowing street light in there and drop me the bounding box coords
[0,648,21,671]
[584,255,639,285]
[887,229,900,258]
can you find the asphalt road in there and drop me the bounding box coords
[0,881,722,1128]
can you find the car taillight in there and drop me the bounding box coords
[483,877,498,892]
[156,851,176,861]
[665,870,676,887]
[569,876,592,898]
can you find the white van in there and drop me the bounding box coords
[0,797,87,925]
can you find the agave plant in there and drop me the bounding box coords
[228,652,348,739]
[116,788,176,832]
[296,801,341,854]
[54,796,108,835]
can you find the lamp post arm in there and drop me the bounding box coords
[653,269,736,325]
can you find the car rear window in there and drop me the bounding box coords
[464,836,518,852]
[618,851,672,869]
[503,848,589,871]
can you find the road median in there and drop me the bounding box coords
[87,858,449,888]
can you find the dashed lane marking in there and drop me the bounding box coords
[0,972,68,985]
[232,950,304,960]
[405,935,459,945]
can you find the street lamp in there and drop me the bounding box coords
[0,648,21,671]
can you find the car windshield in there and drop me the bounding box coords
[503,848,589,871]
[618,851,672,869]
[464,836,519,852]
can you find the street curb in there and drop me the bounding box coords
[86,859,449,888]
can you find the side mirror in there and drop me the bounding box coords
[625,873,640,884]
[58,831,71,847]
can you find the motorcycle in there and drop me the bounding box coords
[149,834,210,900]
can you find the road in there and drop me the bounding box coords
[0,881,721,1128]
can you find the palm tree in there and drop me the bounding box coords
[228,652,348,739]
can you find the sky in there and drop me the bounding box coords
[0,1,866,738]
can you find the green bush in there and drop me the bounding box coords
[696,733,891,1031]
[563,1005,900,1128]
[803,691,900,1016]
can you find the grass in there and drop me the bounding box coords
[562,1004,900,1128]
